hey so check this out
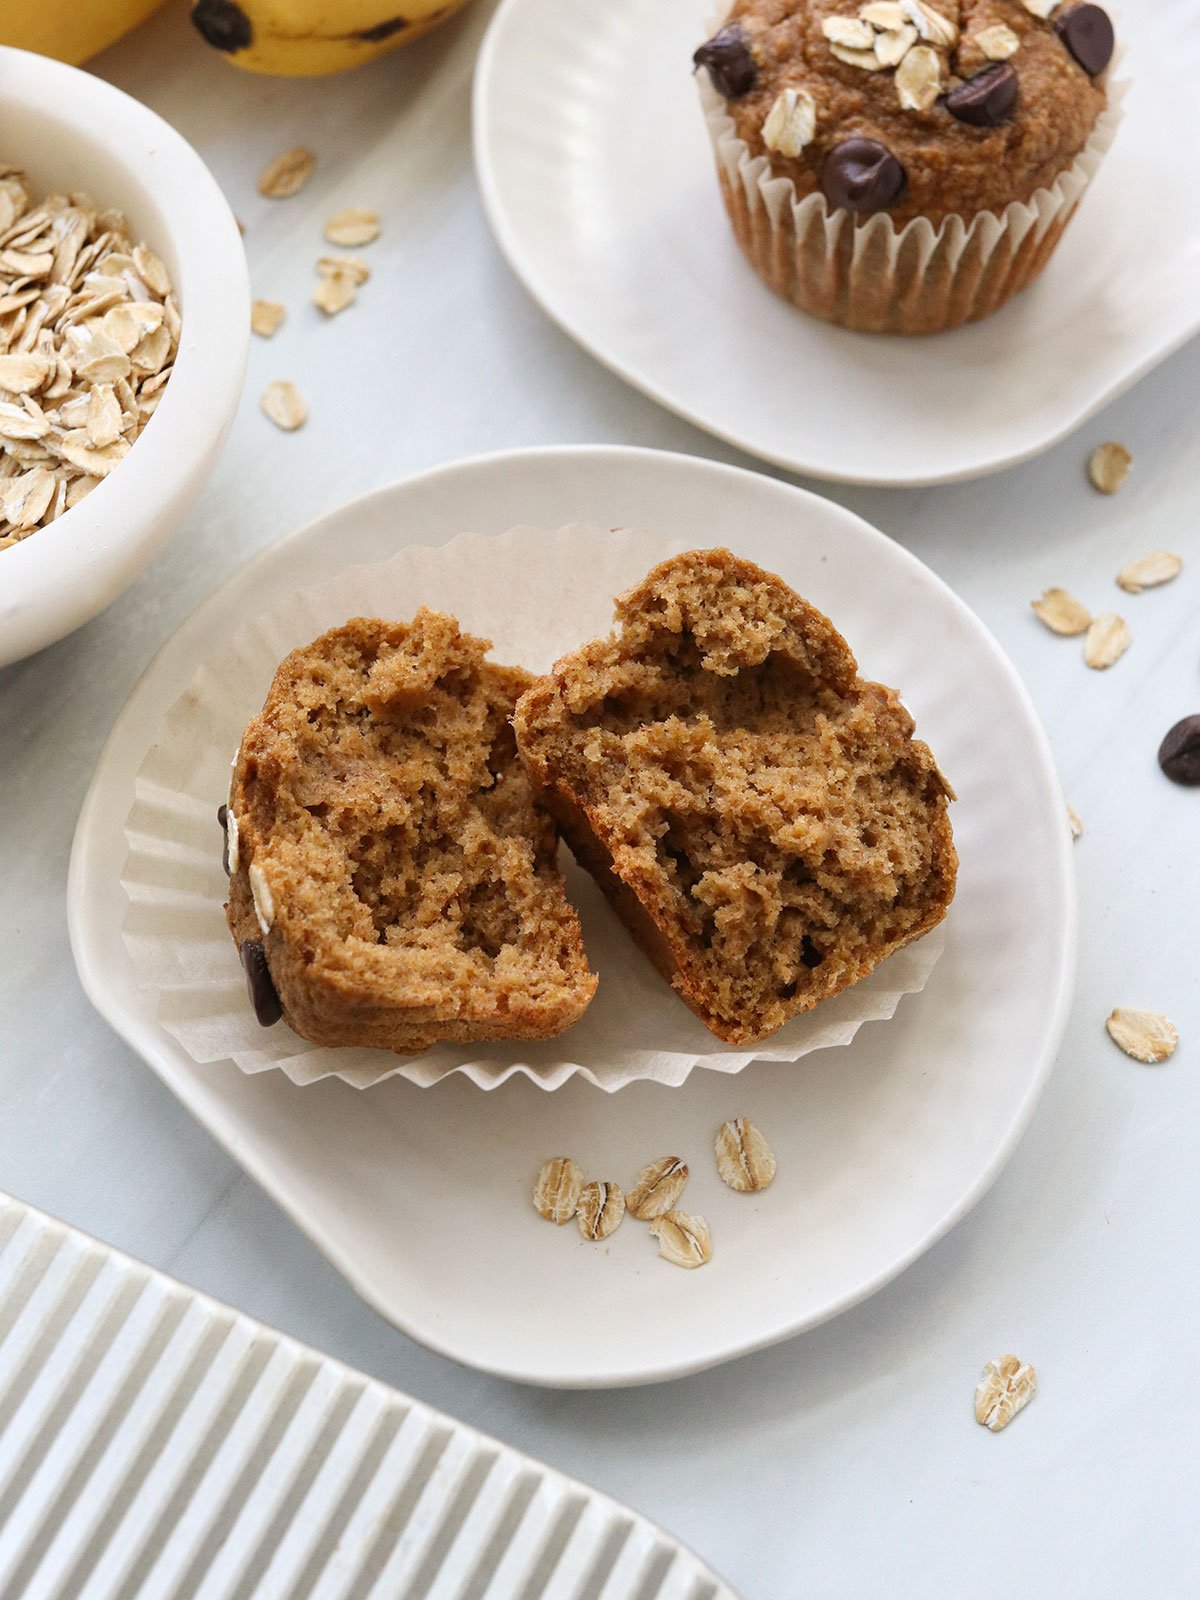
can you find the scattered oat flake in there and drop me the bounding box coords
[251,299,285,338]
[874,23,918,65]
[762,89,818,155]
[258,147,316,199]
[898,0,958,47]
[829,42,887,70]
[976,23,1019,59]
[1106,1007,1178,1064]
[577,1180,625,1241]
[313,269,358,316]
[822,15,875,48]
[317,255,370,284]
[1019,0,1054,15]
[974,1355,1036,1432]
[861,0,908,25]
[1084,612,1131,670]
[323,207,380,247]
[261,380,307,431]
[626,1157,689,1221]
[1116,551,1181,594]
[715,1117,777,1193]
[895,44,942,111]
[533,1157,583,1225]
[1032,587,1091,637]
[649,1209,712,1269]
[1067,804,1083,840]
[1088,441,1131,495]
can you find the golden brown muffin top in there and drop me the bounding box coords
[695,0,1111,227]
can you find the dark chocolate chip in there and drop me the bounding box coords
[800,936,825,969]
[1158,716,1200,786]
[945,63,1019,127]
[1054,3,1114,76]
[218,802,231,875]
[821,138,907,215]
[693,24,758,100]
[240,939,282,1027]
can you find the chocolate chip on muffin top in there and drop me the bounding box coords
[694,0,1112,226]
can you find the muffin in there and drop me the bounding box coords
[223,612,597,1053]
[514,550,957,1046]
[693,0,1120,333]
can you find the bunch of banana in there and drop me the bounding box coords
[3,0,165,65]
[190,0,474,75]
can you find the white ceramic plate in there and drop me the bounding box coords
[69,447,1076,1387]
[473,0,1198,486]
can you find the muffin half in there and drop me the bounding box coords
[514,550,956,1045]
[223,612,597,1052]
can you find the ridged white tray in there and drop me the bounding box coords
[0,1191,736,1600]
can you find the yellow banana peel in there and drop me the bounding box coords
[3,0,166,65]
[190,0,474,76]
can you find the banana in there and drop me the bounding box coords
[190,0,474,76]
[4,0,166,65]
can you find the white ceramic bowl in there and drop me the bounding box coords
[0,47,248,666]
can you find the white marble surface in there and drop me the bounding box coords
[2,5,1198,1596]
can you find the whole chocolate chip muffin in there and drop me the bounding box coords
[694,0,1120,334]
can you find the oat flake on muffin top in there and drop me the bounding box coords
[695,0,1112,228]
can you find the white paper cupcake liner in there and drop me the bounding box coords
[698,39,1126,334]
[121,523,946,1092]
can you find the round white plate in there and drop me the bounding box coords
[473,0,1198,486]
[69,447,1076,1387]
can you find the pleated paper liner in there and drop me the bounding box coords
[698,54,1126,335]
[121,523,946,1091]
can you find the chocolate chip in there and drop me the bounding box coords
[800,936,825,969]
[821,138,907,215]
[693,24,758,99]
[945,63,1019,127]
[1158,716,1200,786]
[217,803,231,874]
[240,939,282,1027]
[1054,4,1114,76]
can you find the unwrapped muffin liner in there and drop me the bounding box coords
[120,523,945,1092]
[698,48,1126,334]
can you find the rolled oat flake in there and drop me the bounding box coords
[1158,716,1200,786]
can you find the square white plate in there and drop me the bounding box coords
[473,0,1197,485]
[69,447,1076,1387]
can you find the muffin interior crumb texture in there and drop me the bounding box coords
[227,611,596,1052]
[515,550,956,1045]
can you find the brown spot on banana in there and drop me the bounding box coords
[191,0,253,52]
[356,17,412,42]
[344,11,452,42]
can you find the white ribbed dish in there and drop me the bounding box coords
[0,1191,737,1600]
[69,448,1076,1387]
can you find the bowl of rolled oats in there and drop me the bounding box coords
[0,47,248,665]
